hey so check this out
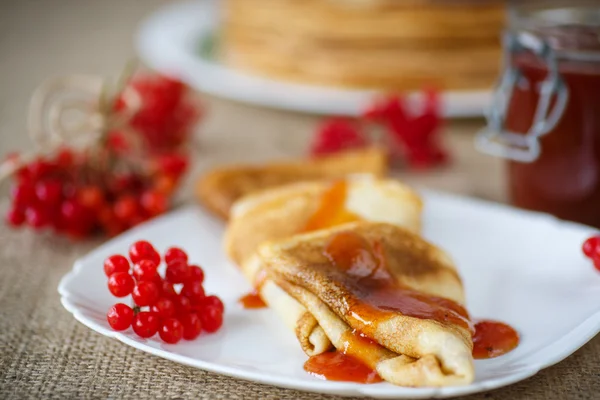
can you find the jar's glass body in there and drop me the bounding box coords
[503,2,600,226]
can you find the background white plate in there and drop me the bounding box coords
[59,190,600,398]
[136,0,493,118]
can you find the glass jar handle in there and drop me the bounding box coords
[475,32,569,163]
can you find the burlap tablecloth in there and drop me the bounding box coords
[1,98,599,399]
[1,1,599,398]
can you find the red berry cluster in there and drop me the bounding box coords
[582,235,600,272]
[5,149,188,238]
[105,240,224,343]
[114,75,200,152]
[310,92,447,169]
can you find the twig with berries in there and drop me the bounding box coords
[310,91,448,169]
[106,240,224,343]
[3,67,202,238]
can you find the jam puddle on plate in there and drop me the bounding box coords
[472,320,520,359]
[304,351,382,384]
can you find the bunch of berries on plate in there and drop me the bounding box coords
[105,240,224,343]
[4,74,200,238]
[582,235,600,272]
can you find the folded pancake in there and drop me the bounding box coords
[196,147,387,219]
[224,176,422,355]
[258,222,474,387]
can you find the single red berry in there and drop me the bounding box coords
[164,247,188,265]
[181,280,205,305]
[166,260,190,284]
[132,281,160,306]
[202,295,225,314]
[35,180,63,206]
[181,313,202,340]
[6,207,25,227]
[11,182,36,207]
[104,255,130,277]
[150,297,176,319]
[133,259,160,282]
[55,147,74,168]
[159,318,184,344]
[114,195,139,223]
[582,236,600,258]
[77,185,105,211]
[25,206,50,229]
[129,240,160,265]
[159,280,177,299]
[107,303,134,331]
[60,198,88,224]
[140,190,168,216]
[186,265,204,284]
[108,272,135,297]
[132,311,160,338]
[174,294,191,316]
[200,306,223,333]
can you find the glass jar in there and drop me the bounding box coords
[477,1,600,227]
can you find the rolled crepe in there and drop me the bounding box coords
[196,147,387,220]
[224,176,422,355]
[259,222,474,387]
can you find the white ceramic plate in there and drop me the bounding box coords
[58,190,600,398]
[135,0,492,118]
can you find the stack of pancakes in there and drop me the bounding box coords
[196,148,474,387]
[221,0,505,91]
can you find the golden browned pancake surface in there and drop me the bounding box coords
[196,148,387,219]
[259,222,474,386]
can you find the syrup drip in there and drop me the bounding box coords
[239,292,267,309]
[323,231,471,333]
[302,180,360,232]
[239,268,268,309]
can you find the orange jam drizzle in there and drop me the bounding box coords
[302,180,360,232]
[304,351,382,384]
[323,231,471,332]
[239,268,268,309]
[240,180,356,309]
[472,320,519,359]
[239,292,266,309]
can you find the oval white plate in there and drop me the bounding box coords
[135,0,492,118]
[58,190,600,398]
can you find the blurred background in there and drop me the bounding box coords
[0,0,508,203]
